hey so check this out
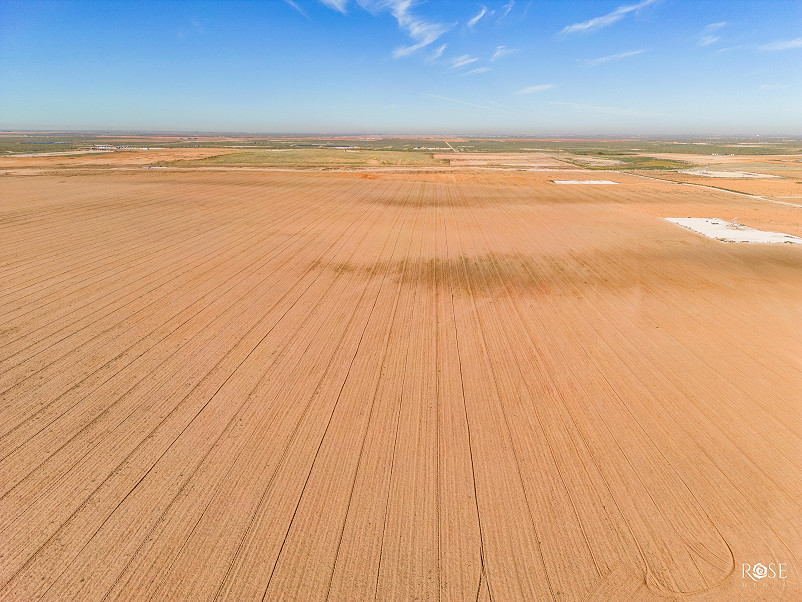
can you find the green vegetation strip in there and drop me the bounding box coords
[165,149,449,167]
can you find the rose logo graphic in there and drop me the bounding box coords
[742,562,787,582]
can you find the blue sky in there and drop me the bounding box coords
[1,0,800,134]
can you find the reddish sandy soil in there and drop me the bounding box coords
[0,165,800,601]
[0,148,235,168]
[633,170,802,204]
[639,153,802,167]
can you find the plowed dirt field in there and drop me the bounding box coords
[1,167,800,601]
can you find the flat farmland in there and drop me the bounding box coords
[432,152,576,168]
[0,166,800,601]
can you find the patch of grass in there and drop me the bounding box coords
[618,156,689,170]
[561,153,690,170]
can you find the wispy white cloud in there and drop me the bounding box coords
[516,83,556,94]
[561,0,656,35]
[382,1,454,58]
[284,0,308,17]
[500,1,515,19]
[425,94,525,116]
[583,48,645,67]
[484,99,527,113]
[426,43,447,62]
[760,37,802,51]
[319,0,348,13]
[697,22,726,46]
[465,67,491,75]
[426,94,491,110]
[491,45,519,61]
[704,21,727,32]
[467,6,488,29]
[179,17,204,37]
[319,1,452,58]
[551,101,669,117]
[451,54,479,68]
[715,44,744,54]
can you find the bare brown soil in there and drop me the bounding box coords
[0,165,800,601]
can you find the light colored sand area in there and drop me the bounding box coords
[0,169,800,601]
[679,169,780,179]
[553,179,619,184]
[665,217,802,244]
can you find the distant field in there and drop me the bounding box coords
[168,148,449,168]
[560,152,691,170]
[1,154,800,600]
[2,132,800,156]
[5,133,800,181]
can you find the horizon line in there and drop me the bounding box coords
[2,129,801,139]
